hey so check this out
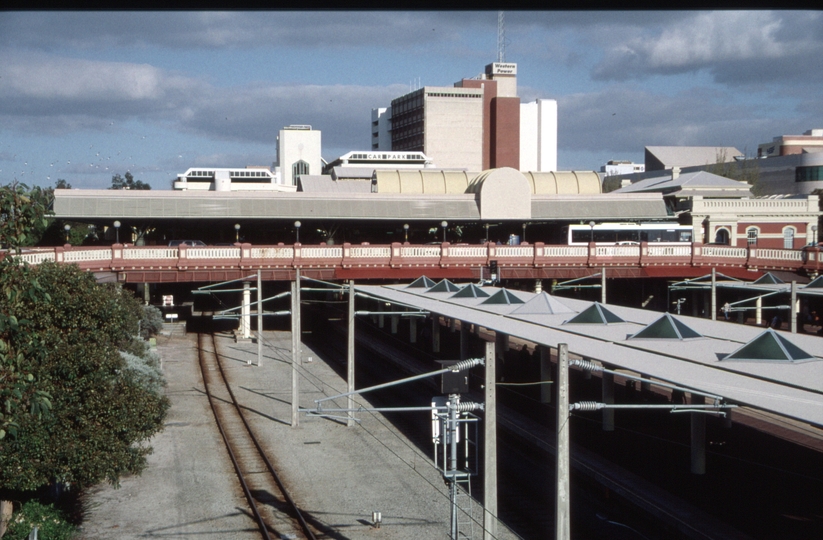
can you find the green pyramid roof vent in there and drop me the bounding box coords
[722,329,816,362]
[512,292,575,315]
[753,273,785,285]
[406,276,437,289]
[451,283,490,299]
[427,279,462,293]
[804,275,823,289]
[629,313,703,340]
[481,289,525,305]
[563,302,625,325]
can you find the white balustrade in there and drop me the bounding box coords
[401,246,442,258]
[123,248,178,260]
[754,249,803,262]
[350,246,391,258]
[703,246,747,259]
[647,245,692,257]
[18,252,56,264]
[595,245,640,257]
[301,246,342,259]
[65,249,113,262]
[187,247,240,259]
[495,246,533,258]
[448,246,488,257]
[253,247,294,259]
[542,246,588,257]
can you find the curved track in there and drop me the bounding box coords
[197,332,318,540]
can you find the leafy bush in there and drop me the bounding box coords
[140,305,164,339]
[120,349,165,396]
[5,501,76,540]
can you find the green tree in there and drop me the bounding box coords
[54,179,72,190]
[0,263,168,493]
[0,182,52,253]
[110,171,150,190]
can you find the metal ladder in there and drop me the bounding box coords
[455,473,474,539]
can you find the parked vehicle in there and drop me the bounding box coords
[168,240,206,247]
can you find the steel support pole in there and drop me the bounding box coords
[711,267,717,321]
[601,267,606,304]
[391,314,399,334]
[483,340,497,540]
[691,394,706,474]
[242,281,251,339]
[347,280,356,427]
[291,269,301,428]
[540,346,552,404]
[555,343,570,540]
[449,394,459,540]
[257,270,263,366]
[602,368,615,431]
[791,281,797,333]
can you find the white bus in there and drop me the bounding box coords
[565,223,693,245]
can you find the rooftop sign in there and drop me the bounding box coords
[488,62,517,75]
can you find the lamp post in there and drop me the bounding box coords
[589,221,596,243]
[813,225,819,245]
[234,223,240,243]
[113,220,120,244]
[403,223,409,243]
[441,220,448,243]
[64,224,70,244]
[522,222,527,244]
[294,220,301,244]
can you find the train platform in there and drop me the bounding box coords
[80,323,516,540]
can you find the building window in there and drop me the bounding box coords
[796,166,823,182]
[293,160,309,179]
[747,227,758,246]
[783,227,795,249]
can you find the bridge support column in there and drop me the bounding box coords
[241,281,251,339]
[601,268,606,304]
[756,296,762,325]
[483,340,498,540]
[602,367,615,432]
[711,267,717,321]
[791,281,797,333]
[291,269,301,428]
[347,280,356,427]
[431,316,440,353]
[256,270,263,366]
[534,279,542,294]
[391,314,399,334]
[691,394,706,474]
[409,316,417,343]
[459,321,469,360]
[539,345,552,404]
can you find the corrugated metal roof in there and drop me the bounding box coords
[357,283,823,427]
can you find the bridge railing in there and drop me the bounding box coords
[3,242,820,275]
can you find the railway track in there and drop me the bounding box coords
[197,332,318,540]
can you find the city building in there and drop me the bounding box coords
[276,125,322,188]
[600,160,645,177]
[372,62,557,173]
[758,128,823,157]
[645,146,743,171]
[173,167,296,192]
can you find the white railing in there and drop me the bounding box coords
[18,252,56,264]
[449,246,487,257]
[754,249,803,262]
[253,247,294,259]
[596,245,640,257]
[350,246,391,258]
[542,246,588,257]
[124,248,178,260]
[300,246,342,259]
[401,246,442,257]
[702,246,747,259]
[187,247,240,259]
[65,249,112,262]
[494,246,533,258]
[647,245,692,257]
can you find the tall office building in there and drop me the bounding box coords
[373,62,557,172]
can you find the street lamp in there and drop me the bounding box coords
[589,221,596,243]
[113,220,120,244]
[64,223,70,244]
[522,222,527,244]
[294,220,301,244]
[441,220,448,243]
[403,223,409,243]
[234,223,240,243]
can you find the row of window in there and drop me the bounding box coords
[426,92,482,99]
[184,170,273,179]
[796,166,823,182]
[722,226,797,249]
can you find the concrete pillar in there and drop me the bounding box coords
[483,340,498,540]
[409,316,417,343]
[791,281,797,334]
[450,317,457,332]
[241,281,251,339]
[601,267,607,304]
[602,369,615,432]
[691,394,706,474]
[539,346,552,404]
[459,321,469,360]
[756,296,762,326]
[431,316,440,353]
[391,314,399,334]
[347,280,356,427]
[256,271,262,366]
[291,270,301,428]
[711,267,717,321]
[534,279,542,294]
[555,343,570,540]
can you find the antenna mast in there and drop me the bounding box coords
[497,11,506,63]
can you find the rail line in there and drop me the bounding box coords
[197,332,318,540]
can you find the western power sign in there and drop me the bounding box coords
[489,62,517,75]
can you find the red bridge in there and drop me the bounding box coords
[10,241,822,283]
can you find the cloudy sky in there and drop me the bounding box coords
[1,10,821,190]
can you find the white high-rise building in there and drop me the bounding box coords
[520,99,557,172]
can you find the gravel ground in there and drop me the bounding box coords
[79,323,514,539]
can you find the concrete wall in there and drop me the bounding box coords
[423,92,484,171]
[490,97,520,169]
[278,128,322,187]
[520,99,558,173]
